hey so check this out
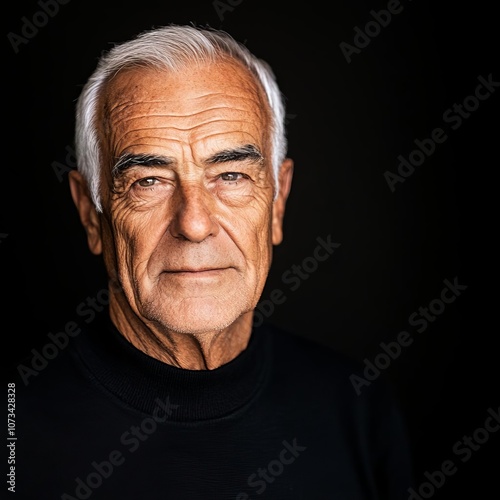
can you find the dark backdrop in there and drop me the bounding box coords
[3,0,498,498]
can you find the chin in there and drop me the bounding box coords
[142,298,251,335]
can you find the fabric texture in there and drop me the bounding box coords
[12,311,413,499]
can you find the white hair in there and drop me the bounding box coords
[74,24,288,212]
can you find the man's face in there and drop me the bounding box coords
[91,60,288,334]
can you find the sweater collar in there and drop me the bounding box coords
[75,311,272,422]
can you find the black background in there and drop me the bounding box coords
[3,0,498,498]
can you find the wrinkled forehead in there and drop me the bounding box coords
[97,59,272,153]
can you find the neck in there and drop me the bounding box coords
[108,295,254,370]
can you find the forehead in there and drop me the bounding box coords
[99,59,271,156]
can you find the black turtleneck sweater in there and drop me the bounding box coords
[11,312,413,499]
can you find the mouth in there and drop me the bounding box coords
[164,267,231,277]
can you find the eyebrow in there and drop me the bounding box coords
[112,153,174,177]
[112,144,264,178]
[205,144,264,165]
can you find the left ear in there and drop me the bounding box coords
[68,170,103,255]
[271,158,294,245]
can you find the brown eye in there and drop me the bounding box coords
[220,172,244,182]
[136,177,158,187]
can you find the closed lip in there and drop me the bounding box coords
[165,267,230,273]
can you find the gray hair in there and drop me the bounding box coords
[74,24,288,212]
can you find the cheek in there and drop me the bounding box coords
[233,200,274,267]
[106,205,168,265]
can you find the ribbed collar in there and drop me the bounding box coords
[74,312,272,423]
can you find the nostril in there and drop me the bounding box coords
[169,197,218,242]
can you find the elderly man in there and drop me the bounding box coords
[13,24,413,499]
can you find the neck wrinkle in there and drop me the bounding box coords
[109,296,254,370]
[73,309,272,422]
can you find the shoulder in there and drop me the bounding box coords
[7,323,96,410]
[260,321,403,411]
[261,321,364,379]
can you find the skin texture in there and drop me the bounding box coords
[69,58,293,369]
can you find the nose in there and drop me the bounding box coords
[169,183,219,242]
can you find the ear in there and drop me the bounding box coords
[271,158,294,246]
[68,170,103,255]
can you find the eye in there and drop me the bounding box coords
[135,177,158,188]
[220,172,245,183]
